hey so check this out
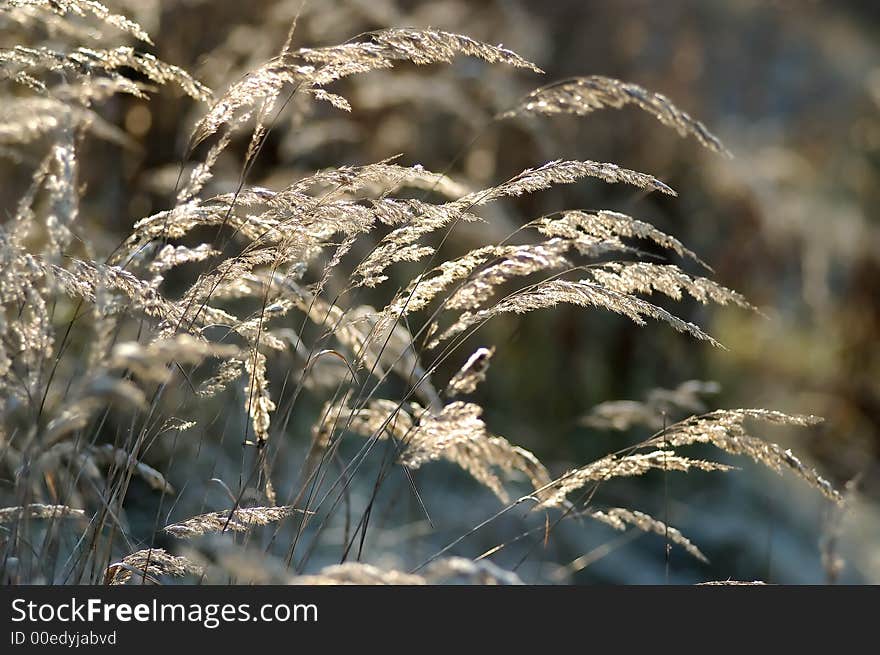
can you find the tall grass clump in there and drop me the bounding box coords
[0,1,842,585]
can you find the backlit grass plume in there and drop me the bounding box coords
[0,1,843,585]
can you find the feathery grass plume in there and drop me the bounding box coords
[534,209,708,268]
[337,399,550,503]
[157,418,197,434]
[307,87,351,111]
[642,410,842,503]
[237,24,312,169]
[164,506,307,538]
[42,139,78,257]
[192,28,539,148]
[119,199,292,252]
[0,68,45,92]
[176,132,232,204]
[79,48,208,102]
[353,200,483,287]
[446,346,494,396]
[589,507,708,563]
[588,262,753,309]
[116,204,211,248]
[537,450,733,509]
[195,306,288,354]
[174,250,289,324]
[5,0,154,44]
[47,260,186,331]
[442,435,552,503]
[389,246,497,315]
[197,358,245,398]
[445,240,573,311]
[0,140,76,409]
[354,159,674,288]
[580,379,721,431]
[437,235,630,313]
[429,278,721,350]
[363,180,649,291]
[0,504,85,523]
[244,351,276,446]
[105,548,203,585]
[500,75,728,155]
[296,28,543,74]
[188,57,304,147]
[371,401,482,470]
[2,46,211,101]
[49,259,259,347]
[291,160,471,201]
[14,139,78,264]
[457,159,677,202]
[147,243,220,287]
[4,283,52,405]
[697,580,767,585]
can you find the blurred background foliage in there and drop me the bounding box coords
[2,0,878,583]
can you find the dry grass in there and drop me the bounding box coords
[0,1,844,585]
